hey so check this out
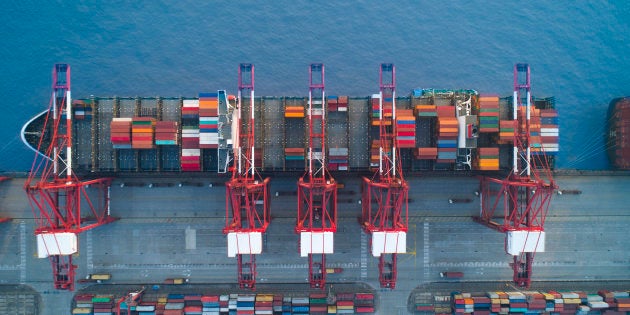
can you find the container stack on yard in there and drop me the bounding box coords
[71,295,112,315]
[180,99,201,171]
[477,95,500,133]
[73,294,94,314]
[329,147,349,171]
[255,294,273,314]
[237,294,256,313]
[183,294,202,315]
[285,104,305,118]
[336,292,355,314]
[292,296,310,314]
[451,290,630,314]
[163,293,185,315]
[396,109,415,148]
[539,108,559,155]
[198,93,219,149]
[131,117,156,149]
[309,292,328,314]
[273,294,283,314]
[200,295,219,314]
[110,117,132,149]
[155,121,179,146]
[354,293,375,314]
[474,147,500,171]
[436,106,457,164]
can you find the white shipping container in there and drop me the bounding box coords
[300,232,334,257]
[135,305,155,311]
[237,295,256,302]
[112,117,133,122]
[183,99,199,107]
[182,149,201,156]
[540,128,559,133]
[506,231,545,255]
[36,233,77,258]
[371,231,406,257]
[338,106,348,111]
[291,297,309,305]
[227,232,262,257]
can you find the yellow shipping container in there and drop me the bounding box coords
[72,308,92,314]
[256,294,273,302]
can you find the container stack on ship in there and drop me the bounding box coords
[22,91,558,177]
[607,96,630,169]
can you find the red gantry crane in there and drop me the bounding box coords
[296,64,338,288]
[361,64,409,289]
[224,63,271,290]
[23,64,115,291]
[474,63,556,288]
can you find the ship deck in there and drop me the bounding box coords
[55,93,557,175]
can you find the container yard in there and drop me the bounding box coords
[2,63,628,315]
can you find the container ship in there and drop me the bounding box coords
[21,90,558,176]
[607,96,630,169]
[14,63,575,315]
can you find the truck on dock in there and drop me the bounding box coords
[440,271,464,279]
[78,274,111,283]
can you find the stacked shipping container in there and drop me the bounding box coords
[327,96,348,112]
[539,108,559,155]
[110,118,132,149]
[477,95,500,133]
[436,106,457,164]
[91,291,379,315]
[396,109,415,148]
[475,147,500,171]
[285,147,305,162]
[198,93,219,149]
[181,99,201,171]
[499,120,514,143]
[414,104,437,117]
[155,121,178,146]
[285,105,305,118]
[450,290,630,314]
[328,147,349,171]
[370,94,392,125]
[131,117,156,149]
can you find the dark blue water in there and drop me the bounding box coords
[2,1,629,171]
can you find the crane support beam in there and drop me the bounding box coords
[474,64,556,288]
[24,64,116,291]
[296,64,338,288]
[361,64,409,289]
[225,63,271,289]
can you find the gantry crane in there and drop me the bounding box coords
[296,64,338,288]
[23,64,116,291]
[361,64,409,289]
[474,63,556,288]
[224,63,271,290]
